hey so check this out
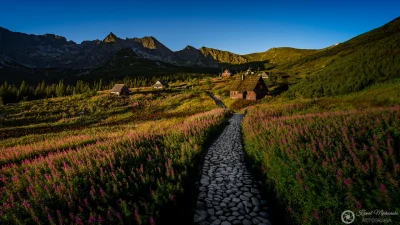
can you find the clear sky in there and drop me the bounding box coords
[0,0,399,54]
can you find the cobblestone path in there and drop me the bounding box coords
[194,114,271,225]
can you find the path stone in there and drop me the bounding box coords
[221,221,231,225]
[243,219,252,225]
[194,210,207,223]
[194,114,271,225]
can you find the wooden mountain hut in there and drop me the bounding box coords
[153,80,169,89]
[230,75,268,100]
[110,84,130,96]
[221,69,233,78]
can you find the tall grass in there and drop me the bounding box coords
[0,90,228,224]
[242,104,400,224]
[0,108,229,224]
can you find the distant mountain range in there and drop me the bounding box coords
[3,15,398,88]
[0,26,316,70]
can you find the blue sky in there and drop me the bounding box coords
[0,0,399,54]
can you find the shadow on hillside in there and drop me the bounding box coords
[133,88,185,95]
[1,58,273,86]
[219,60,271,72]
[271,83,289,96]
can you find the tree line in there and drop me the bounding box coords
[0,73,215,105]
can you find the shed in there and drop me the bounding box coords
[230,75,268,100]
[110,84,130,95]
[153,80,169,89]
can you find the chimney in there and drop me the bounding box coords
[242,74,244,81]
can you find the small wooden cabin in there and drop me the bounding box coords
[221,69,233,78]
[153,80,168,89]
[110,84,130,96]
[230,75,268,100]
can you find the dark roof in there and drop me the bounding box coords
[230,76,265,92]
[110,84,129,92]
[230,78,242,91]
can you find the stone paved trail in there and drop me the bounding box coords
[194,114,271,225]
[206,92,227,108]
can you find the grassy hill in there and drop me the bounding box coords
[244,47,317,64]
[279,16,400,98]
[199,46,318,66]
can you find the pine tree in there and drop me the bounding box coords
[56,80,65,97]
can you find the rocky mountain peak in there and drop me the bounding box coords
[184,45,197,51]
[139,36,160,49]
[103,32,118,43]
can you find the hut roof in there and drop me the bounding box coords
[230,76,264,92]
[110,84,128,92]
[155,80,168,85]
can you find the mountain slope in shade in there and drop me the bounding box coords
[129,36,177,63]
[90,48,176,71]
[0,55,86,84]
[83,48,220,81]
[85,48,176,79]
[282,16,400,97]
[174,45,219,68]
[244,47,318,64]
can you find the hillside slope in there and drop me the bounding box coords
[281,16,400,98]
[244,47,317,64]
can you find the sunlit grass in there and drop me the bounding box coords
[0,89,229,224]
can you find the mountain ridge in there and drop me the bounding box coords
[0,26,322,70]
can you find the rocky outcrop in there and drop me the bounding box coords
[103,32,119,43]
[199,47,249,64]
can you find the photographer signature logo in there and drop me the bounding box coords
[342,210,356,224]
